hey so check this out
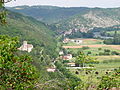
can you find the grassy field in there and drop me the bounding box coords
[68,57,120,88]
[63,38,104,46]
[63,38,120,89]
[63,38,120,56]
[65,46,120,57]
[95,56,120,62]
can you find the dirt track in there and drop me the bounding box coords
[63,45,120,50]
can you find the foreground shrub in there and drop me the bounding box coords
[0,35,38,89]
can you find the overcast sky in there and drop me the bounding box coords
[5,0,120,8]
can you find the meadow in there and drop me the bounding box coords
[63,38,120,89]
[67,56,120,89]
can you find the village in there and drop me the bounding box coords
[18,37,120,74]
[16,37,120,90]
[18,39,84,72]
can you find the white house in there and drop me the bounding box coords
[62,54,73,60]
[63,38,70,43]
[18,41,33,52]
[73,39,83,44]
[67,63,76,67]
[47,68,56,72]
[63,38,83,44]
[59,51,64,55]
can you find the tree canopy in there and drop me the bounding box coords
[0,0,14,24]
[0,35,38,89]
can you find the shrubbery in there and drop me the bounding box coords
[0,35,39,89]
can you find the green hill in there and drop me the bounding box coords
[0,11,57,56]
[8,6,89,24]
[8,6,120,33]
[54,8,120,32]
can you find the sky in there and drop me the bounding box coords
[5,0,120,8]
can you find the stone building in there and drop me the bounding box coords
[18,41,33,52]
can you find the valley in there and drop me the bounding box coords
[0,4,120,90]
[60,37,120,89]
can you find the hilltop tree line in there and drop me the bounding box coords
[104,31,120,45]
[66,30,94,39]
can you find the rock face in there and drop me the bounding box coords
[52,8,120,34]
[83,11,120,27]
[55,9,120,33]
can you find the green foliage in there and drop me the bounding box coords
[103,31,120,45]
[66,31,94,39]
[0,0,6,24]
[8,6,89,24]
[0,35,38,89]
[55,61,81,89]
[75,52,97,67]
[82,46,90,50]
[0,10,7,24]
[92,25,120,32]
[98,68,120,90]
[98,48,102,50]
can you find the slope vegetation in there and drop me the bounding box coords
[8,6,89,24]
[0,11,57,55]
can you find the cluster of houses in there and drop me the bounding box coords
[18,41,75,72]
[59,51,73,60]
[63,38,83,44]
[59,51,76,67]
[18,41,56,72]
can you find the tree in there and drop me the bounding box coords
[75,52,97,67]
[75,52,86,67]
[0,35,38,89]
[0,0,14,24]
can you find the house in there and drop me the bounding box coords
[59,51,64,55]
[62,54,72,60]
[71,39,83,44]
[63,38,70,43]
[67,63,75,67]
[18,41,33,52]
[47,68,56,72]
[64,30,72,36]
[63,38,83,44]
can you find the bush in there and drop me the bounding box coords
[0,35,38,89]
[82,46,90,50]
[104,49,110,52]
[87,51,92,55]
[98,48,102,50]
[111,51,120,55]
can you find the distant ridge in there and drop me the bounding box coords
[8,5,120,32]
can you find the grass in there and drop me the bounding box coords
[81,39,104,45]
[106,30,120,36]
[68,58,120,89]
[63,38,120,56]
[95,56,120,62]
[66,46,120,56]
[83,46,120,56]
[63,38,120,88]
